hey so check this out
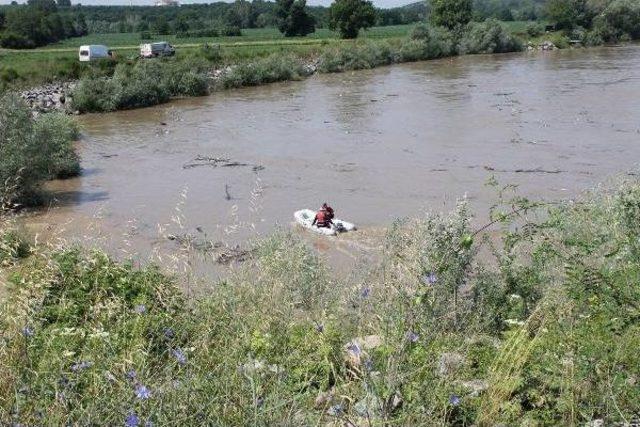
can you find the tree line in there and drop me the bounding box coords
[0,0,638,49]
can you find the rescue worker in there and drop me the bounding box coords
[312,203,334,228]
[322,203,335,221]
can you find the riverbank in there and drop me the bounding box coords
[15,20,531,114]
[2,176,639,425]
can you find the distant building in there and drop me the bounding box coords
[155,0,180,6]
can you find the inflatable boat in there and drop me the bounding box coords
[294,209,356,236]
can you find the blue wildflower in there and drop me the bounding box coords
[126,370,137,380]
[163,327,175,339]
[423,272,438,285]
[172,348,187,365]
[449,395,460,406]
[407,331,419,343]
[134,304,146,314]
[22,326,34,338]
[361,287,371,298]
[125,412,139,427]
[347,342,361,356]
[135,384,151,400]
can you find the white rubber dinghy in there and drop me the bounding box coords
[294,209,356,236]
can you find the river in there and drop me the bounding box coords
[23,45,640,272]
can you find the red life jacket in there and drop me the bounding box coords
[315,211,329,227]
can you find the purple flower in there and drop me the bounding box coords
[134,304,146,314]
[135,384,151,400]
[172,348,187,365]
[71,361,93,372]
[126,370,137,380]
[423,272,438,285]
[22,326,34,338]
[125,412,139,427]
[360,287,371,298]
[407,331,419,343]
[163,327,175,339]
[347,343,361,356]
[449,395,460,406]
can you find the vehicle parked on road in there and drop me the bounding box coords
[140,42,176,58]
[78,45,113,62]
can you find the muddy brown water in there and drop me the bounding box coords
[23,45,640,276]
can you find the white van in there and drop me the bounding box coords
[140,42,175,58]
[79,45,112,62]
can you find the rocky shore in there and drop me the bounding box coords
[19,82,76,114]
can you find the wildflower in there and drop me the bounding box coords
[314,322,324,333]
[135,384,151,400]
[327,404,343,416]
[163,327,175,339]
[104,371,116,383]
[58,376,70,387]
[22,326,34,338]
[125,412,139,427]
[407,331,419,343]
[255,396,265,407]
[449,395,460,406]
[126,370,137,380]
[71,361,93,372]
[144,421,153,427]
[134,304,146,314]
[360,286,371,298]
[346,343,361,356]
[423,272,437,285]
[172,348,187,365]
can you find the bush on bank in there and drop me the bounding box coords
[72,59,210,113]
[1,178,640,425]
[0,94,80,204]
[458,19,523,54]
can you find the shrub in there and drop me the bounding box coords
[219,54,308,89]
[318,41,396,73]
[399,25,457,62]
[0,94,80,203]
[458,19,523,54]
[32,113,81,179]
[71,60,210,113]
[220,26,242,37]
[0,31,35,49]
[591,0,640,42]
[0,67,19,83]
[525,21,544,37]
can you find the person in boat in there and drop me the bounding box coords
[312,203,334,228]
[322,203,334,221]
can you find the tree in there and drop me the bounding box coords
[276,0,315,37]
[328,0,376,39]
[545,0,589,30]
[27,0,58,14]
[153,16,171,35]
[430,0,472,29]
[57,0,72,7]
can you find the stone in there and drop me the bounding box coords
[437,352,465,377]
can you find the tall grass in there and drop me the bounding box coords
[2,178,640,425]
